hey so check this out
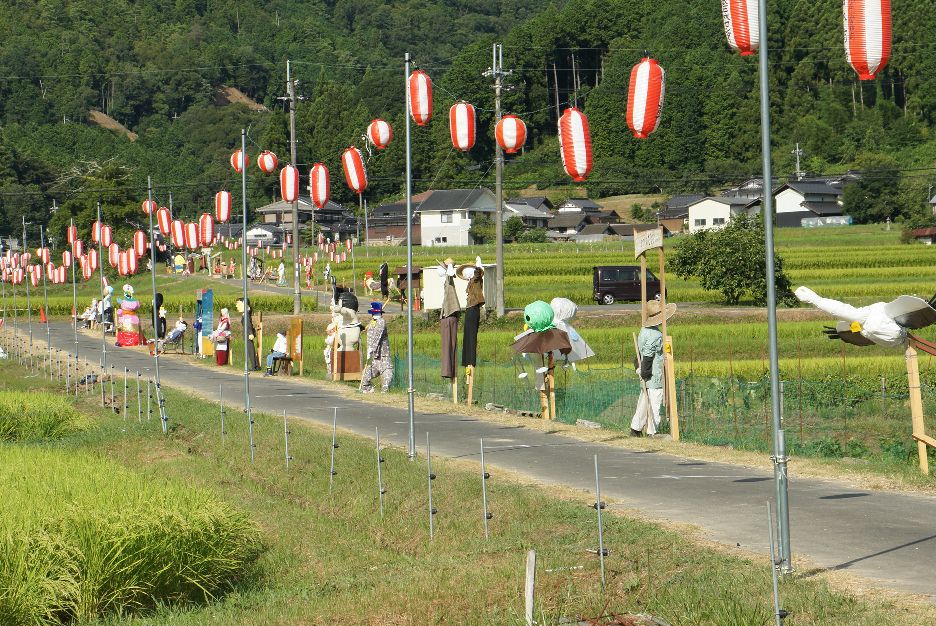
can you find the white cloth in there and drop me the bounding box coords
[550,297,595,363]
[272,333,288,355]
[795,286,906,348]
[631,387,664,435]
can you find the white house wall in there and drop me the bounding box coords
[420,210,473,247]
[688,200,732,232]
[774,188,806,214]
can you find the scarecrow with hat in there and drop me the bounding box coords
[361,301,393,393]
[438,258,460,390]
[630,299,677,436]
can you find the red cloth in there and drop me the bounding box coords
[117,331,141,347]
[216,348,228,366]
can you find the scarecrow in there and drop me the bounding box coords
[511,300,572,419]
[115,284,143,347]
[361,301,393,393]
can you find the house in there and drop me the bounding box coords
[418,188,496,247]
[556,197,603,213]
[254,196,357,241]
[771,179,845,227]
[547,212,590,238]
[572,223,669,243]
[506,195,554,214]
[687,197,758,232]
[503,201,551,229]
[658,194,704,233]
[721,177,779,199]
[244,224,285,246]
[367,190,430,245]
[910,227,936,245]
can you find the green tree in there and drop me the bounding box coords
[670,214,796,306]
[503,216,525,242]
[468,214,495,244]
[517,227,547,243]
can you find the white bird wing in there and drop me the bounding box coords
[883,295,936,330]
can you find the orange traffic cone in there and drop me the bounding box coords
[40,307,47,324]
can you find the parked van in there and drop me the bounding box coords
[592,265,663,305]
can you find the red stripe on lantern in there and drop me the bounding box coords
[257,150,278,174]
[496,114,527,154]
[626,57,666,139]
[214,191,232,223]
[309,163,330,209]
[198,213,215,247]
[280,164,300,203]
[722,0,759,56]
[844,0,891,80]
[341,147,367,195]
[408,70,433,126]
[367,119,393,149]
[558,108,593,182]
[449,101,477,151]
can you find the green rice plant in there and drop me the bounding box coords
[0,447,261,625]
[0,391,87,441]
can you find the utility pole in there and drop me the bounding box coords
[757,0,792,575]
[22,216,32,355]
[404,52,416,460]
[792,143,804,181]
[287,59,301,314]
[483,43,511,317]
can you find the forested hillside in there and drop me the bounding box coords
[0,0,932,247]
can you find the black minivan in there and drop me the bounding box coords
[593,265,663,305]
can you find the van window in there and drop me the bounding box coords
[619,268,637,282]
[600,268,619,282]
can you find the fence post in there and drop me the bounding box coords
[329,408,338,492]
[220,384,226,442]
[427,432,437,539]
[524,550,536,626]
[136,371,142,422]
[376,427,385,517]
[480,437,491,539]
[593,454,606,590]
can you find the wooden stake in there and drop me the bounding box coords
[539,355,549,420]
[905,345,929,475]
[451,376,458,404]
[547,352,556,421]
[639,254,647,325]
[465,366,474,406]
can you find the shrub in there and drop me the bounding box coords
[0,391,87,441]
[0,447,261,624]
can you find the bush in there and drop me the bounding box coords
[0,447,261,625]
[0,391,87,441]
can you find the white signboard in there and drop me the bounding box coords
[634,227,663,258]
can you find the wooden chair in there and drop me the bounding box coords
[271,355,292,375]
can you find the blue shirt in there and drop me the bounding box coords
[638,326,664,389]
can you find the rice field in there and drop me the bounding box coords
[0,391,88,441]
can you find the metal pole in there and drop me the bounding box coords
[480,437,491,539]
[147,378,152,421]
[95,203,105,372]
[405,52,416,460]
[147,177,169,434]
[493,43,505,317]
[376,427,385,517]
[70,218,78,369]
[288,59,301,315]
[427,432,436,539]
[23,217,33,367]
[39,226,51,379]
[241,129,255,463]
[220,383,226,442]
[283,409,291,469]
[110,364,115,413]
[757,0,792,574]
[594,454,606,590]
[767,502,786,626]
[123,367,128,418]
[136,371,142,422]
[329,407,338,491]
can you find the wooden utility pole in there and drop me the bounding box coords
[287,60,301,315]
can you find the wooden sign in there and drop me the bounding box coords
[634,227,663,259]
[289,317,303,376]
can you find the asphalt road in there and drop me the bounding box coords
[21,322,936,596]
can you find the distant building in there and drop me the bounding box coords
[418,188,496,247]
[911,227,936,245]
[556,197,603,213]
[687,197,759,232]
[367,190,430,246]
[506,195,554,213]
[254,196,357,241]
[547,213,590,239]
[572,223,669,243]
[770,180,845,227]
[658,194,704,233]
[503,201,551,229]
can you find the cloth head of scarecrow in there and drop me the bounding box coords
[523,300,555,332]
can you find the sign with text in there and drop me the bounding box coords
[634,227,663,258]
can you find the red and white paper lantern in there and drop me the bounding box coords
[81,258,92,281]
[133,230,147,258]
[142,199,157,215]
[72,240,83,258]
[14,267,25,284]
[722,0,759,56]
[844,0,891,80]
[108,243,120,268]
[29,267,39,288]
[91,220,102,244]
[449,101,477,152]
[157,207,171,235]
[118,250,129,276]
[100,224,112,248]
[408,70,433,126]
[170,220,185,248]
[341,147,367,195]
[56,266,66,284]
[558,108,593,182]
[214,191,232,223]
[230,149,247,173]
[280,164,300,203]
[626,57,666,139]
[62,250,72,267]
[185,222,199,250]
[309,163,330,209]
[39,247,50,265]
[496,115,527,154]
[367,119,393,149]
[127,249,138,274]
[88,248,99,272]
[67,224,78,245]
[198,213,215,247]
[257,150,278,174]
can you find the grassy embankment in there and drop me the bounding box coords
[0,358,931,625]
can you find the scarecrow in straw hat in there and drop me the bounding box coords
[630,299,677,437]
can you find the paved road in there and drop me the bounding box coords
[22,322,936,596]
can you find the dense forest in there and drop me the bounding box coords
[0,0,933,248]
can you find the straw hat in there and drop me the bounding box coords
[643,300,677,327]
